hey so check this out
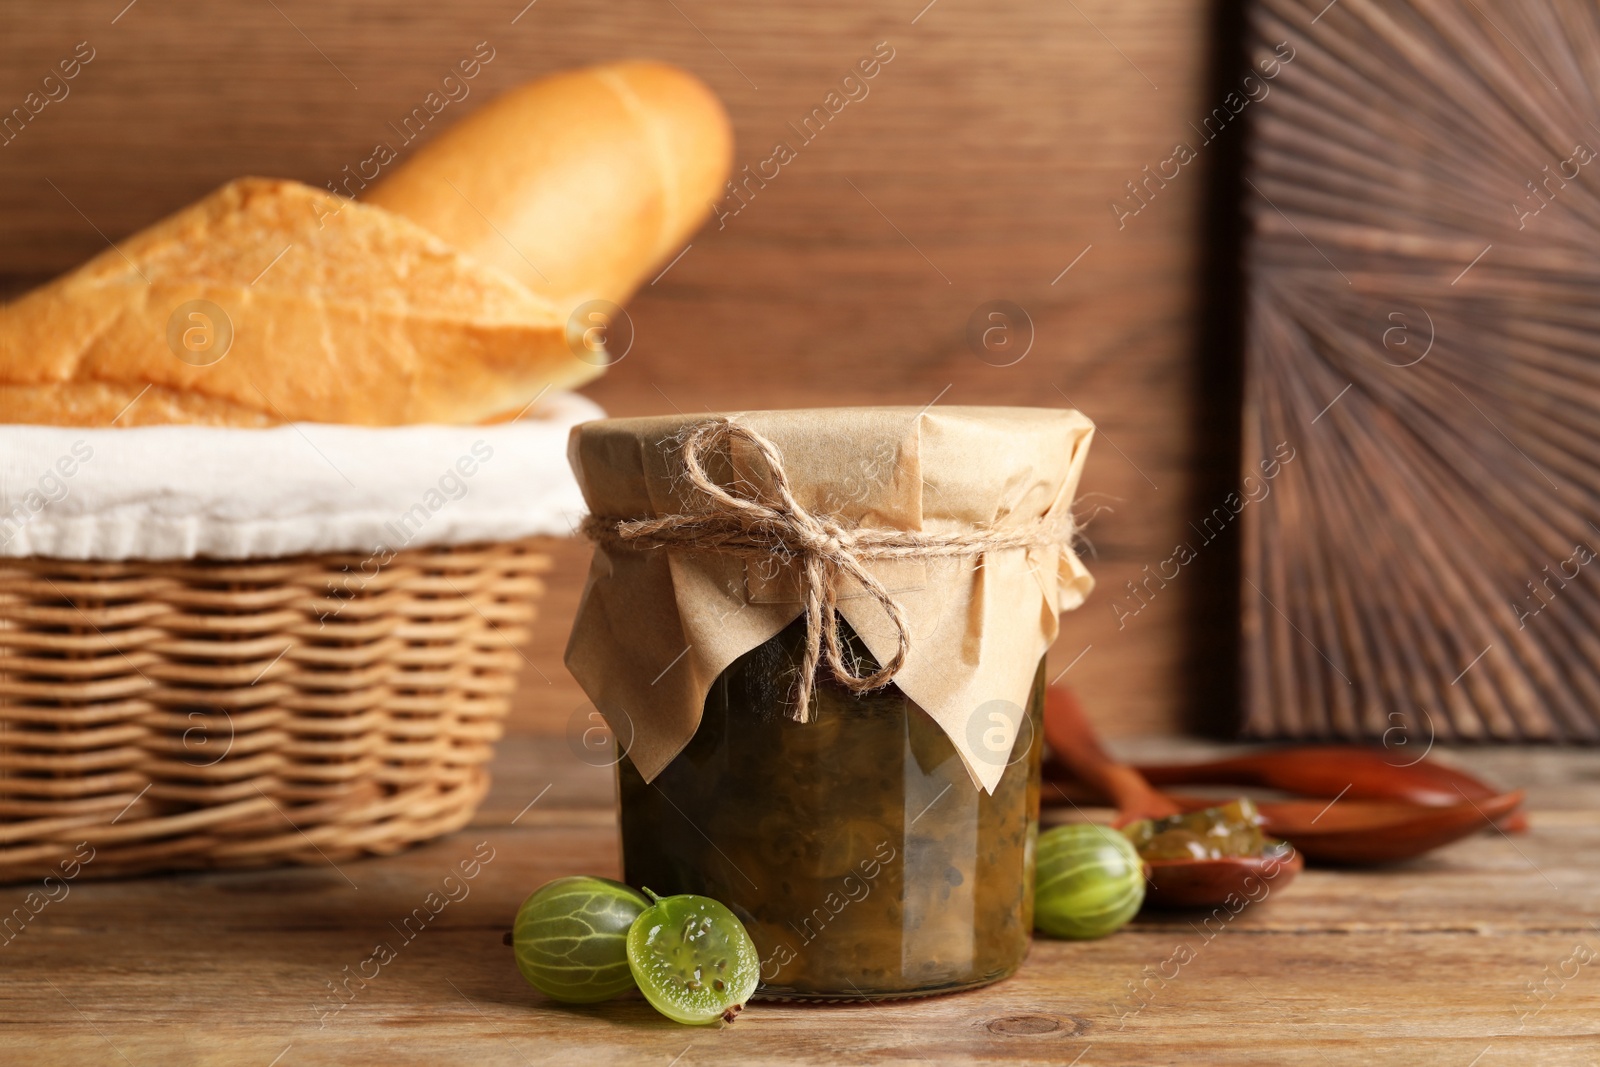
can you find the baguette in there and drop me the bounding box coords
[0,61,732,428]
[0,178,594,426]
[365,59,733,310]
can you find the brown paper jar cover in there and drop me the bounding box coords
[564,406,1095,793]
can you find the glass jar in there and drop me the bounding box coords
[617,617,1044,1001]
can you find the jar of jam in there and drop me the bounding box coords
[566,407,1094,1001]
[618,618,1044,999]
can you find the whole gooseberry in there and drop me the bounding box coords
[1034,823,1146,939]
[513,876,650,1002]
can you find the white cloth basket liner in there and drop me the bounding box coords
[0,391,602,561]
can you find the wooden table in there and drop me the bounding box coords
[4,731,1595,1066]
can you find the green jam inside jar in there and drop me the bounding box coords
[617,617,1044,1001]
[1122,797,1272,861]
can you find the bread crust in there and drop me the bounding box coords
[0,382,278,427]
[0,61,732,428]
[0,178,599,426]
[365,60,733,311]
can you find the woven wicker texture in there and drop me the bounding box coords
[0,541,548,882]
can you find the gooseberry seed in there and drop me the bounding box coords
[626,891,760,1025]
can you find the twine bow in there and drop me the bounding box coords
[580,420,1071,720]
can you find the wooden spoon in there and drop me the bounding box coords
[1134,747,1527,832]
[1042,686,1526,867]
[1042,686,1303,909]
[1042,683,1182,825]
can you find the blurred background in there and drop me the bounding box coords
[1,0,1249,739]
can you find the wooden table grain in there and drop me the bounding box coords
[3,728,1595,1066]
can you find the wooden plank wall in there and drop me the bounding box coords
[0,0,1241,737]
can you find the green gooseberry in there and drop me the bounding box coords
[1034,823,1146,939]
[513,876,650,1003]
[626,890,760,1025]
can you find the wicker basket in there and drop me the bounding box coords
[0,538,549,882]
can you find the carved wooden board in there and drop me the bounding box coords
[1241,0,1600,741]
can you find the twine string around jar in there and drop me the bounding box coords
[579,419,1075,719]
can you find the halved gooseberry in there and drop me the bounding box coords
[626,890,760,1025]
